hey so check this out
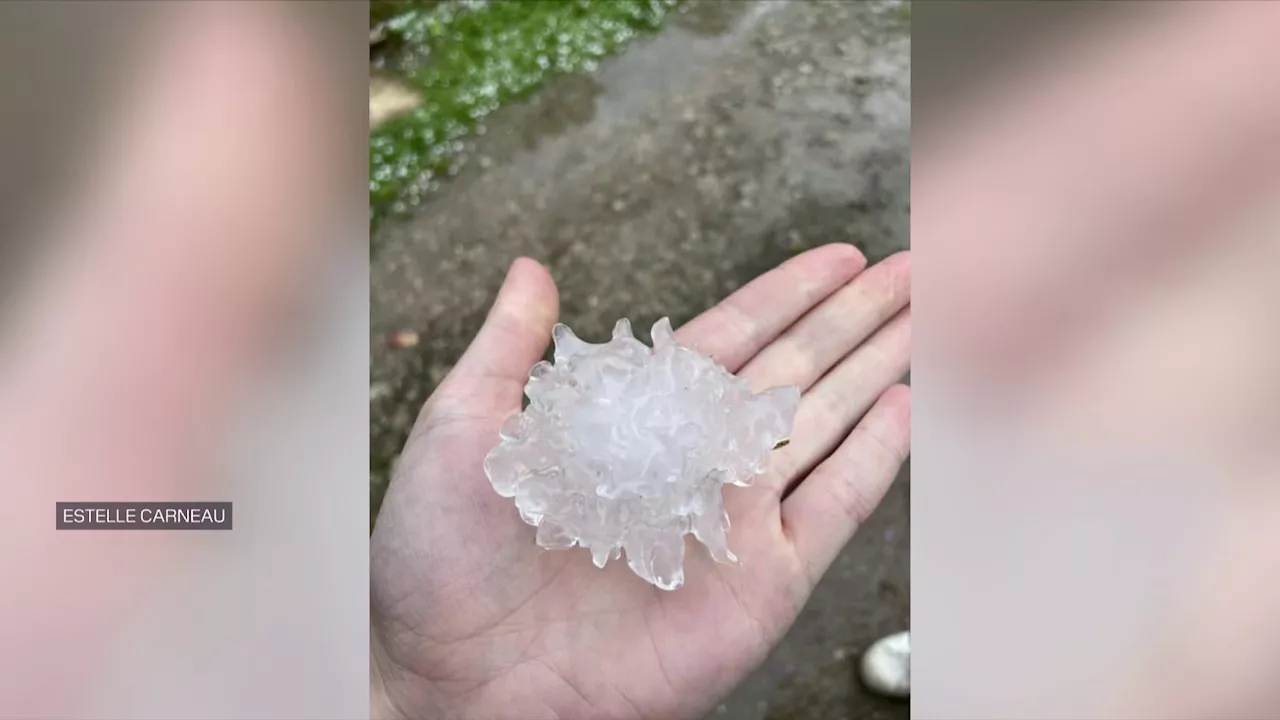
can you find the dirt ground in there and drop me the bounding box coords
[370,2,911,717]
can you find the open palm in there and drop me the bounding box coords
[371,245,911,720]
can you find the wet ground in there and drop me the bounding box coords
[370,1,910,717]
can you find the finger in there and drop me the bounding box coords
[739,251,910,393]
[429,257,560,419]
[768,308,910,496]
[674,243,866,372]
[782,384,910,585]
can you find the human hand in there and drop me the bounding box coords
[371,245,911,719]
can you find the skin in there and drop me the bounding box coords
[370,246,912,719]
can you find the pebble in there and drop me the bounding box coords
[859,630,910,699]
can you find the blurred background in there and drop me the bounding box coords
[914,2,1280,718]
[369,1,910,718]
[0,3,368,718]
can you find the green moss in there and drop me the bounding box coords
[370,0,679,227]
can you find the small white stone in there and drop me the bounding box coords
[859,630,910,699]
[484,318,800,590]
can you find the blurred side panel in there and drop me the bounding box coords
[0,2,369,718]
[914,1,1280,718]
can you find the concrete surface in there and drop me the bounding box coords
[369,1,910,717]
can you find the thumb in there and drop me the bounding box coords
[428,258,560,420]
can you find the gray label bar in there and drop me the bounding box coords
[56,502,233,530]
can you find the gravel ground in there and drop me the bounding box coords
[370,2,910,717]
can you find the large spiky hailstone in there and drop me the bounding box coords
[483,317,800,591]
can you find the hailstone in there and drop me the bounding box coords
[483,317,800,590]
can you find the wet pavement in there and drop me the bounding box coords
[370,1,910,717]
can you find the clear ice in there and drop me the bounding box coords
[483,317,800,591]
